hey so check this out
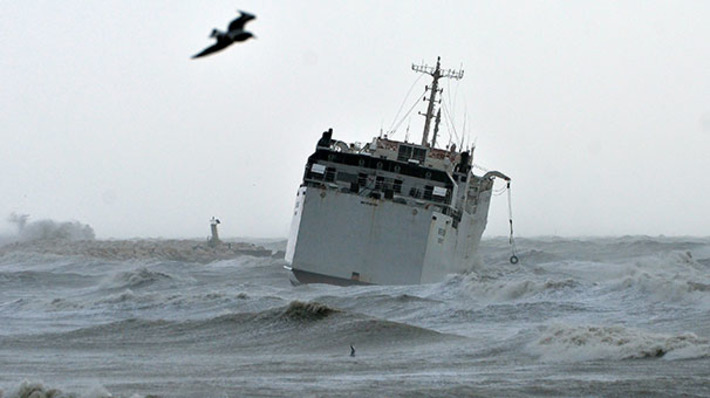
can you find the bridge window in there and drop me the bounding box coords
[397,145,413,162]
[412,148,427,162]
[393,179,403,194]
[325,167,336,182]
[397,144,428,163]
[337,171,358,184]
[409,187,421,199]
[358,173,368,187]
[423,185,433,200]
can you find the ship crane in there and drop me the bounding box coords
[411,57,464,148]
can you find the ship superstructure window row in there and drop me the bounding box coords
[304,159,461,209]
[309,150,450,183]
[300,131,489,232]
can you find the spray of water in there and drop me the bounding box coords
[3,213,95,244]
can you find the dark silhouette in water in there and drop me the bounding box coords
[192,10,256,59]
[350,345,356,357]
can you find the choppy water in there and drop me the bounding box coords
[1,236,709,397]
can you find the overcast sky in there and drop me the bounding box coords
[1,1,708,239]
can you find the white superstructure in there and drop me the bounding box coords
[285,58,509,285]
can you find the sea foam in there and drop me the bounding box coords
[532,323,710,362]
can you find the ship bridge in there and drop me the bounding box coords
[299,128,497,229]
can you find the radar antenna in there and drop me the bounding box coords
[411,57,464,147]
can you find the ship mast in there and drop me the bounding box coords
[411,57,464,147]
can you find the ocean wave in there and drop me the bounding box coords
[455,274,582,302]
[0,270,42,285]
[479,236,710,266]
[532,324,710,362]
[85,289,254,317]
[0,270,96,304]
[277,300,340,321]
[458,249,710,305]
[446,301,590,326]
[108,267,173,289]
[688,281,710,292]
[1,379,117,398]
[598,252,710,304]
[610,236,709,257]
[510,249,562,265]
[48,297,83,311]
[96,288,139,305]
[10,300,455,355]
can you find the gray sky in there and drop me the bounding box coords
[2,1,708,239]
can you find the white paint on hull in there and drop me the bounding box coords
[286,185,492,285]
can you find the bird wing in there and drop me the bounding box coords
[191,40,232,59]
[228,10,256,32]
[227,30,254,42]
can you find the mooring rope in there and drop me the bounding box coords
[507,181,520,264]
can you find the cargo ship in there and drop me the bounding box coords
[285,57,510,285]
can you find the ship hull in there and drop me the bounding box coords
[286,267,373,286]
[285,185,492,285]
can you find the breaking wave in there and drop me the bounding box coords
[452,273,583,302]
[5,213,95,243]
[533,324,710,361]
[1,236,708,397]
[1,379,116,398]
[110,267,173,289]
[278,300,340,321]
[9,300,456,356]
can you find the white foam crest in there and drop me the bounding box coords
[96,288,138,305]
[450,270,581,302]
[602,252,710,305]
[485,279,579,301]
[523,252,710,305]
[105,267,173,290]
[49,297,84,311]
[2,379,116,398]
[532,323,710,362]
[81,384,113,398]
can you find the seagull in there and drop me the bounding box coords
[192,10,256,59]
[350,345,356,357]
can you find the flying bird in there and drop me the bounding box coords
[192,10,256,59]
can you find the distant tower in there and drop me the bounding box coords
[209,217,221,247]
[411,57,464,147]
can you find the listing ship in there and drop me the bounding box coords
[285,57,510,285]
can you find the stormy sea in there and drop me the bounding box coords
[1,228,709,396]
